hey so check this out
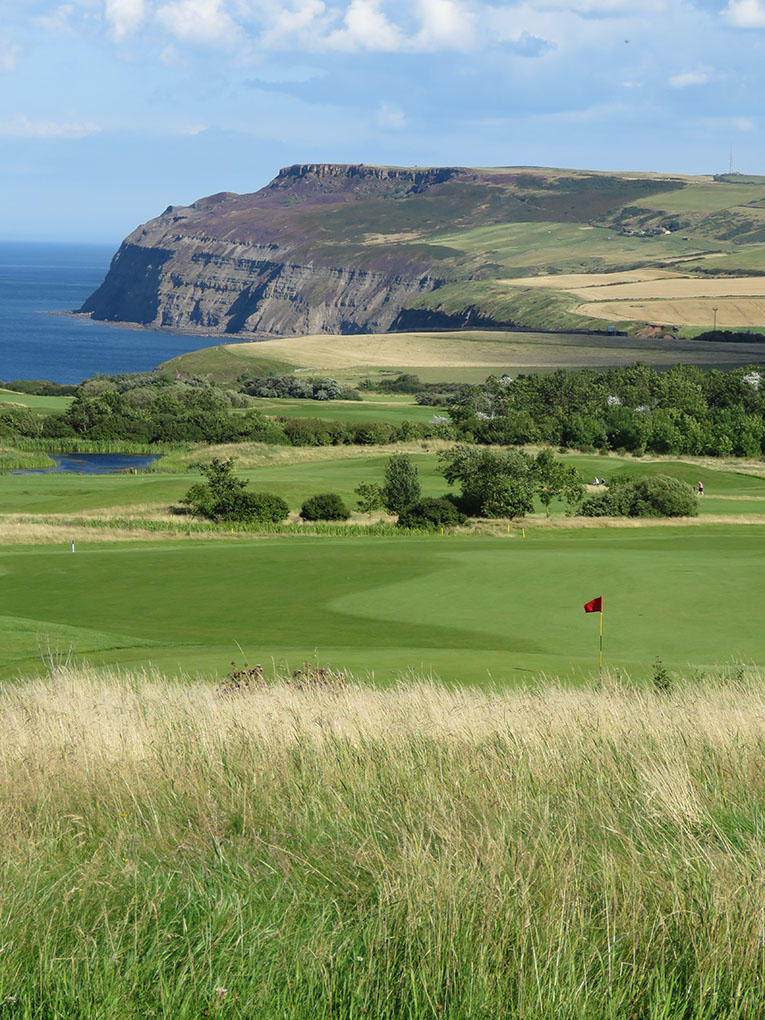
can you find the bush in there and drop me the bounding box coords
[580,474,697,518]
[241,492,290,523]
[397,497,467,529]
[181,459,288,523]
[300,493,350,521]
[628,475,698,517]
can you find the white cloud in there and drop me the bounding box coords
[416,0,476,49]
[156,0,240,43]
[0,115,102,139]
[325,0,405,50]
[105,0,146,41]
[734,115,755,131]
[376,101,406,127]
[723,0,765,27]
[668,70,708,88]
[0,41,20,72]
[35,4,78,35]
[259,0,328,46]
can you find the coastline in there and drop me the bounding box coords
[54,309,276,345]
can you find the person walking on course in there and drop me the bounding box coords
[698,481,704,496]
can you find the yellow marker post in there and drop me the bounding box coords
[522,527,526,539]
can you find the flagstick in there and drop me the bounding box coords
[599,604,604,675]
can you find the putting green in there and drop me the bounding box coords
[2,528,764,683]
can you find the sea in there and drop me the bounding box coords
[0,241,225,384]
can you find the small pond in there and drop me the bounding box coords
[17,452,160,475]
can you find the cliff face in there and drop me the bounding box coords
[80,164,464,337]
[82,237,439,336]
[80,163,683,337]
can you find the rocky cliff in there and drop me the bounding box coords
[80,163,683,337]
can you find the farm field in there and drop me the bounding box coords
[494,266,765,331]
[581,295,765,329]
[425,220,708,274]
[163,329,765,386]
[2,526,765,683]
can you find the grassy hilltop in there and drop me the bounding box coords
[81,163,765,340]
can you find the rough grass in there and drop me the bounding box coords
[0,445,55,473]
[3,666,765,1018]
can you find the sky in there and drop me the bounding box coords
[1,0,764,243]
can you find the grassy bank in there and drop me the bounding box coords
[0,445,55,472]
[2,667,765,1018]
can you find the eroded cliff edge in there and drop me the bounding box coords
[80,163,683,337]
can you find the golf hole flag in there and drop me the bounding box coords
[584,596,604,671]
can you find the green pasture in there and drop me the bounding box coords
[679,244,765,275]
[424,220,706,274]
[2,526,765,683]
[0,388,71,411]
[634,182,765,214]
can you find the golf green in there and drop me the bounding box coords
[2,527,763,683]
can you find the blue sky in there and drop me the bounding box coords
[1,0,764,243]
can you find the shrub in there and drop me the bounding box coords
[181,459,289,523]
[382,454,421,513]
[628,475,698,518]
[353,421,397,445]
[241,492,290,523]
[355,482,383,516]
[651,657,673,694]
[580,474,697,518]
[397,497,467,529]
[300,493,350,521]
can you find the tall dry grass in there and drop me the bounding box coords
[2,667,765,1017]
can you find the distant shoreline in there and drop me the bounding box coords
[54,309,273,345]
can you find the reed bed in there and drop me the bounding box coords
[0,446,55,473]
[2,667,765,1018]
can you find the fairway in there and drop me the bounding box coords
[2,527,764,683]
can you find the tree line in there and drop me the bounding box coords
[448,363,765,457]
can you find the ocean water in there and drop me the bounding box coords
[0,241,225,384]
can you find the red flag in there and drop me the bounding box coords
[584,596,603,614]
